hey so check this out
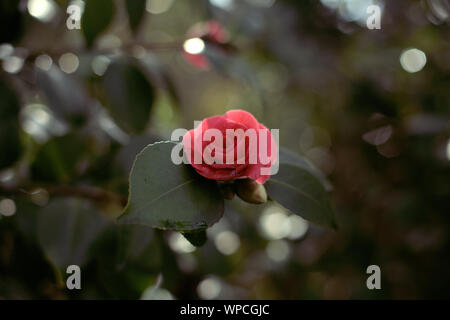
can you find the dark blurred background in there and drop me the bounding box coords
[0,0,449,299]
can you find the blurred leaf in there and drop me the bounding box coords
[37,197,109,269]
[0,79,21,169]
[0,0,23,43]
[35,66,88,126]
[118,141,224,231]
[31,133,92,183]
[266,163,336,228]
[0,78,20,117]
[81,0,115,48]
[203,45,266,107]
[0,122,21,170]
[117,224,154,268]
[103,60,156,134]
[139,54,180,110]
[115,134,159,173]
[279,148,332,191]
[88,225,159,299]
[182,230,207,247]
[125,0,147,34]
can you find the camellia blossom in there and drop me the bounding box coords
[182,109,278,184]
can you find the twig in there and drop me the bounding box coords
[0,184,127,207]
[26,40,185,61]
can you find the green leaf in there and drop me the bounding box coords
[0,79,21,169]
[119,141,224,231]
[182,230,207,247]
[0,0,23,43]
[31,133,92,183]
[81,0,115,48]
[37,198,109,269]
[279,148,332,191]
[0,78,20,118]
[117,224,154,267]
[103,60,156,134]
[115,134,159,173]
[265,163,336,228]
[138,53,180,110]
[0,122,21,169]
[35,66,88,126]
[125,0,147,34]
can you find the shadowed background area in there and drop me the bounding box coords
[0,0,449,299]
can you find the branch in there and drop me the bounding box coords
[26,40,185,61]
[0,184,127,207]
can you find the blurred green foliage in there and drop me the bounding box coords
[0,0,449,300]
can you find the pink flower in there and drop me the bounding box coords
[183,110,277,184]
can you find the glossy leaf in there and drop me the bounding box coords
[103,60,156,134]
[81,0,114,48]
[279,147,332,191]
[265,163,336,228]
[119,141,224,231]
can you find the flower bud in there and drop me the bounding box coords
[235,179,267,204]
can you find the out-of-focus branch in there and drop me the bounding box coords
[26,40,185,61]
[0,184,127,206]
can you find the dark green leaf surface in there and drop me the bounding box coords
[117,224,154,267]
[37,198,109,269]
[125,0,147,34]
[35,66,88,126]
[81,0,114,48]
[0,78,20,118]
[279,148,332,191]
[31,133,92,183]
[138,54,180,110]
[103,60,155,134]
[182,230,207,247]
[0,122,21,169]
[266,163,336,228]
[0,0,23,43]
[119,141,224,231]
[0,79,21,169]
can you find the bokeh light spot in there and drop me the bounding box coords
[400,48,427,73]
[288,215,309,240]
[2,56,24,74]
[259,206,291,240]
[214,230,240,255]
[197,277,222,299]
[91,55,111,76]
[146,0,174,14]
[266,240,290,262]
[0,198,16,217]
[35,54,53,71]
[59,53,79,74]
[27,0,57,22]
[168,232,196,253]
[183,38,205,54]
